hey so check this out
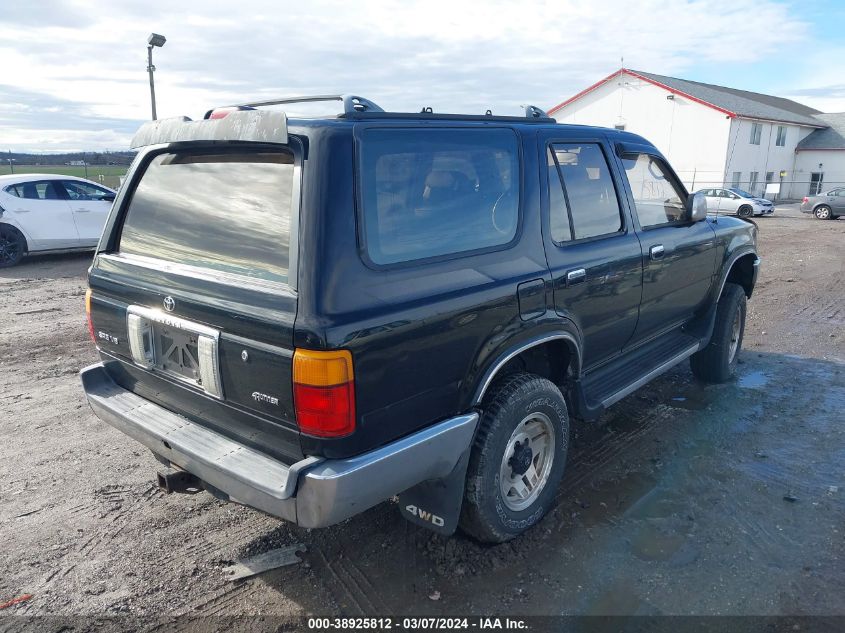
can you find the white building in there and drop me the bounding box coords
[549,69,845,199]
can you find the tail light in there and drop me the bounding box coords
[293,349,355,437]
[802,197,809,204]
[85,288,96,342]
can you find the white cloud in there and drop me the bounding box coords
[0,0,822,151]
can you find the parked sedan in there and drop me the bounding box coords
[800,188,845,220]
[695,187,774,218]
[0,174,115,267]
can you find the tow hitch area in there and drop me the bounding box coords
[156,467,202,494]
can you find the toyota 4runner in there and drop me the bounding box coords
[80,95,759,542]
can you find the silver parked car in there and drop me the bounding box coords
[800,188,845,220]
[695,187,774,218]
[0,174,115,267]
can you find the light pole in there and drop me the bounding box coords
[146,33,166,120]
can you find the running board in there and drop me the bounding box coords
[600,342,699,408]
[573,332,700,420]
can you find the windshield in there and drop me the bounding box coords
[119,150,295,284]
[729,188,753,198]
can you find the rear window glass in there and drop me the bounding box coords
[119,151,294,284]
[359,128,519,265]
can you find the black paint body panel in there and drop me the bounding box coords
[87,118,758,463]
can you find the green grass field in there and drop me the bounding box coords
[0,164,128,189]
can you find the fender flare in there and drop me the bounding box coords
[713,247,760,302]
[470,330,582,406]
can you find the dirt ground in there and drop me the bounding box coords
[1,205,843,622]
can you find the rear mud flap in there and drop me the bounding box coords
[397,448,471,536]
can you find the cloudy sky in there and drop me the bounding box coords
[2,0,844,152]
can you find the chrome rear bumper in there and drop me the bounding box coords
[80,362,478,527]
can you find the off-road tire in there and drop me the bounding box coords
[814,205,832,220]
[690,282,746,383]
[0,224,26,268]
[737,205,754,218]
[459,373,569,543]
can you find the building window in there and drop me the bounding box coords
[776,126,787,146]
[765,171,774,184]
[749,171,759,194]
[750,122,762,145]
[731,172,742,188]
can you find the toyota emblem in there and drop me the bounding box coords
[163,296,176,312]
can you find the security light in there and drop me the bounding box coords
[146,33,167,120]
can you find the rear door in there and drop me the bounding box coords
[88,145,303,462]
[540,134,643,370]
[2,179,79,249]
[829,188,845,214]
[616,152,717,343]
[59,179,114,245]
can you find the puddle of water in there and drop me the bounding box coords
[584,581,644,616]
[630,524,687,562]
[738,371,769,389]
[566,471,658,527]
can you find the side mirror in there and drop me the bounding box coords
[102,194,116,203]
[687,192,708,222]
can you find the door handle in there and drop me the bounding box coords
[75,208,91,213]
[649,245,665,261]
[566,268,586,286]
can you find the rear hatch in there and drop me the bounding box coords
[88,144,303,462]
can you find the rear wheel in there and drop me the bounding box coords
[690,283,746,383]
[460,373,569,543]
[0,225,26,268]
[737,205,754,218]
[814,205,832,220]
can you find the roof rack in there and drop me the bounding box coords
[221,94,552,121]
[523,105,550,119]
[227,94,385,116]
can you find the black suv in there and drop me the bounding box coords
[81,95,759,543]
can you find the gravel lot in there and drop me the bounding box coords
[1,205,843,620]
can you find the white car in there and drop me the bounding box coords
[695,187,775,218]
[0,174,115,267]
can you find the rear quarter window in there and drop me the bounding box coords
[358,128,520,266]
[118,150,295,284]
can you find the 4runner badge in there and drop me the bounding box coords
[252,392,279,406]
[163,296,176,312]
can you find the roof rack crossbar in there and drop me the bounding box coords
[229,94,384,115]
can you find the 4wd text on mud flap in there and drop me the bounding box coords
[405,504,445,527]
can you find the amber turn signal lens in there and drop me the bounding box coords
[293,349,353,386]
[85,288,96,342]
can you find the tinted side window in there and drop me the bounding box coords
[622,154,687,228]
[359,128,519,265]
[12,181,62,200]
[547,149,572,242]
[551,143,622,240]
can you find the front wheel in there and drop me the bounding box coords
[0,225,26,268]
[814,205,832,220]
[460,373,569,543]
[690,283,746,383]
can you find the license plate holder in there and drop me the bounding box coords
[154,324,202,384]
[126,305,223,399]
